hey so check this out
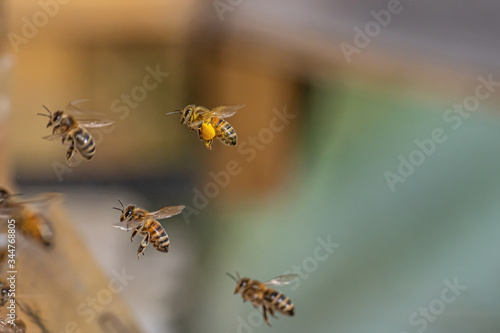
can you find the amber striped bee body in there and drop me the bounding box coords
[227,273,298,326]
[137,219,170,254]
[208,116,238,146]
[112,200,184,259]
[0,188,57,248]
[37,102,114,165]
[168,104,243,150]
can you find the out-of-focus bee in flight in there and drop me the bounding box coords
[167,104,244,150]
[227,272,298,326]
[37,100,115,165]
[0,318,26,333]
[0,188,58,248]
[0,278,11,307]
[112,199,185,259]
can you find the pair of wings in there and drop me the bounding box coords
[42,99,115,141]
[188,105,245,129]
[0,193,61,217]
[113,205,185,231]
[264,274,300,287]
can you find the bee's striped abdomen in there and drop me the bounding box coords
[212,117,237,146]
[74,127,96,160]
[264,290,295,316]
[148,220,170,253]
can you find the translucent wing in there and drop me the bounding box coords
[66,99,105,117]
[264,274,300,286]
[112,220,144,231]
[0,193,61,217]
[0,206,14,218]
[209,105,245,118]
[42,134,65,141]
[78,119,115,128]
[147,205,185,220]
[12,193,61,206]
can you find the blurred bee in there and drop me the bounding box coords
[0,188,57,248]
[112,199,185,259]
[167,104,244,150]
[0,318,26,333]
[37,100,115,165]
[227,272,298,326]
[0,278,11,307]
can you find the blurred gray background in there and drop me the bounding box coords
[2,0,500,332]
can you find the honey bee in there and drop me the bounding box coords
[227,272,298,326]
[37,101,115,165]
[0,188,57,248]
[167,104,244,150]
[112,199,185,259]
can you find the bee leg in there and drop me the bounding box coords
[137,233,149,259]
[130,228,139,242]
[262,306,271,326]
[66,140,76,165]
[197,127,204,140]
[269,306,277,318]
[204,139,213,150]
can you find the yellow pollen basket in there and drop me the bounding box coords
[202,123,216,140]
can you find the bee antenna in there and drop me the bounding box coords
[226,272,239,283]
[113,198,124,212]
[37,105,52,118]
[166,110,182,115]
[117,198,124,209]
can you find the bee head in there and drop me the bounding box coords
[113,199,135,222]
[180,105,196,125]
[37,106,63,128]
[122,205,136,222]
[226,272,247,294]
[235,278,250,295]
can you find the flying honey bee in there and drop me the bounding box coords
[112,199,185,259]
[37,101,115,165]
[0,188,58,248]
[167,104,244,150]
[227,272,298,326]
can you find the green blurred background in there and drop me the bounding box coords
[2,0,500,332]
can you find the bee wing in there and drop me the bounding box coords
[78,119,115,128]
[0,193,61,217]
[264,274,300,286]
[66,99,105,117]
[209,105,245,118]
[42,134,65,141]
[112,219,144,231]
[11,193,62,210]
[0,206,14,218]
[147,205,185,220]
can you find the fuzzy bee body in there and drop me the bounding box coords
[228,273,298,326]
[169,104,243,150]
[137,219,170,254]
[38,103,113,165]
[113,200,184,259]
[264,289,295,316]
[0,188,56,248]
